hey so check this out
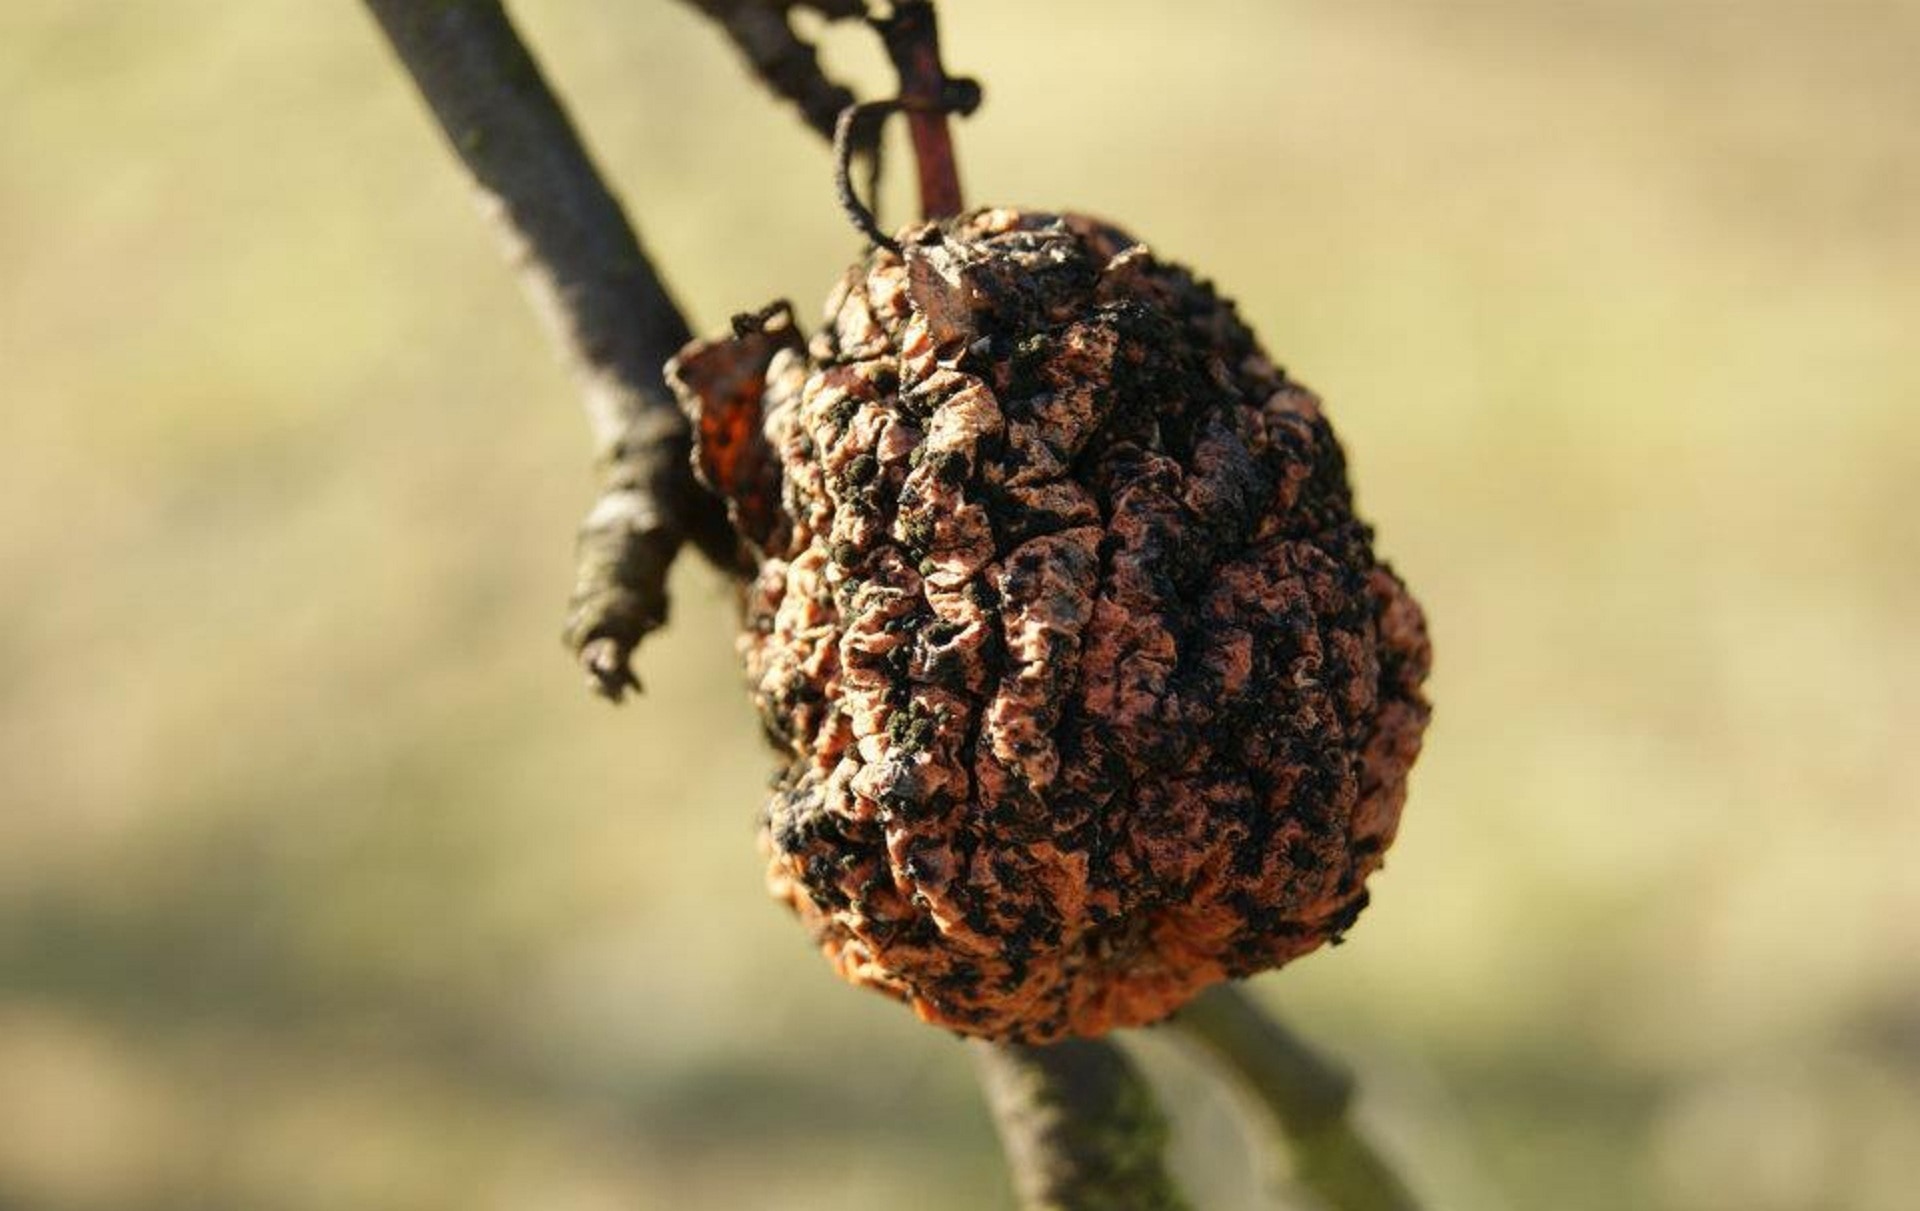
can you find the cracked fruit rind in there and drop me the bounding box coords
[668,208,1431,1042]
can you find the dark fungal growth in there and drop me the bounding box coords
[669,208,1431,1042]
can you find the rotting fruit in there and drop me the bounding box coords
[669,207,1430,1043]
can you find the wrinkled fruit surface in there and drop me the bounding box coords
[669,208,1430,1042]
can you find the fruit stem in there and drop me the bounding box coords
[876,2,969,219]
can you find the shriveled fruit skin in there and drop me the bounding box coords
[670,208,1431,1043]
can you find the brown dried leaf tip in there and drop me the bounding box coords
[668,209,1431,1042]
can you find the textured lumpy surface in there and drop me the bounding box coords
[669,209,1430,1042]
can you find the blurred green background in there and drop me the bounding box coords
[3,2,1916,1208]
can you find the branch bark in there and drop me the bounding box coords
[1176,985,1424,1211]
[362,0,737,700]
[970,1039,1193,1211]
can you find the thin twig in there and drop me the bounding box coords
[970,1039,1194,1211]
[833,99,906,251]
[1176,985,1425,1211]
[361,0,737,700]
[674,0,866,140]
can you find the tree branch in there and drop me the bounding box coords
[361,0,737,700]
[1176,985,1424,1211]
[970,1039,1193,1211]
